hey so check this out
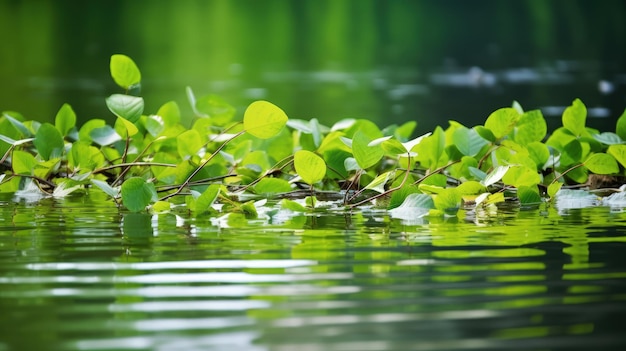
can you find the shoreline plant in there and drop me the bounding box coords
[1,54,626,218]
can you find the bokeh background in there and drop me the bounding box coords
[1,0,625,134]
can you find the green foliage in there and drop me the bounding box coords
[2,54,626,218]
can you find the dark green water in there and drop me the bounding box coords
[1,193,626,350]
[1,0,625,134]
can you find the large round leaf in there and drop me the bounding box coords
[34,123,64,160]
[294,150,326,185]
[243,100,288,139]
[584,153,619,175]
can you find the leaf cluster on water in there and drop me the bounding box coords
[2,55,626,218]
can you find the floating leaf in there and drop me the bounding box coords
[54,103,76,137]
[280,199,308,212]
[110,54,141,90]
[121,177,156,212]
[106,94,144,123]
[294,150,326,185]
[562,98,587,137]
[243,100,288,139]
[433,188,461,215]
[518,185,542,205]
[584,153,619,175]
[33,123,64,160]
[388,193,434,221]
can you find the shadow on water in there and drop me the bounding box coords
[0,194,626,350]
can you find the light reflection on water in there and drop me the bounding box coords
[1,195,626,350]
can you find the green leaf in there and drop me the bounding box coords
[364,171,392,193]
[3,112,32,137]
[547,182,563,199]
[584,153,619,175]
[33,123,64,160]
[196,94,236,126]
[394,121,417,141]
[502,165,541,187]
[389,193,434,220]
[527,142,550,170]
[414,126,446,171]
[518,185,542,205]
[195,184,221,213]
[78,119,106,143]
[388,184,421,209]
[607,144,626,168]
[54,103,76,137]
[144,115,165,137]
[12,150,38,175]
[243,100,288,139]
[90,125,122,146]
[433,188,461,215]
[177,129,203,158]
[90,179,120,198]
[514,109,546,145]
[456,181,486,195]
[106,94,144,123]
[254,178,292,195]
[561,139,583,166]
[280,199,308,212]
[475,126,496,142]
[484,107,519,139]
[121,177,156,212]
[592,132,623,145]
[616,108,626,140]
[110,54,141,90]
[562,98,587,137]
[114,116,139,138]
[482,165,510,187]
[452,126,488,157]
[352,130,384,169]
[71,142,105,171]
[294,150,326,185]
[156,101,181,127]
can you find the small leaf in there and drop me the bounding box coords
[106,94,144,123]
[389,193,434,220]
[482,165,510,187]
[33,123,64,160]
[55,103,76,136]
[243,100,288,139]
[547,182,563,199]
[592,132,623,145]
[475,126,496,143]
[433,188,461,215]
[196,94,236,126]
[364,171,392,193]
[4,113,32,137]
[114,116,139,138]
[157,101,181,127]
[294,150,326,185]
[91,179,120,198]
[90,125,122,146]
[121,177,156,212]
[514,109,546,145]
[562,98,587,137]
[254,178,292,195]
[110,54,141,90]
[584,153,619,175]
[456,181,487,195]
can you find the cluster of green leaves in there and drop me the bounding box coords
[1,54,626,218]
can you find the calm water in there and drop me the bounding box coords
[1,1,626,134]
[1,193,626,350]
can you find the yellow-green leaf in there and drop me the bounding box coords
[294,150,326,185]
[243,100,288,139]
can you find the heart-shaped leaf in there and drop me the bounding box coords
[584,153,619,175]
[294,150,326,185]
[34,123,64,160]
[121,177,156,212]
[243,100,288,139]
[106,94,144,123]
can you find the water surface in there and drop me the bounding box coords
[1,194,625,350]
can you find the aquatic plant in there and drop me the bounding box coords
[1,54,625,217]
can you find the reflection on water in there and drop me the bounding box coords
[1,194,626,350]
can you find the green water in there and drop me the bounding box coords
[1,193,625,350]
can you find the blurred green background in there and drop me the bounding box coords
[1,0,625,134]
